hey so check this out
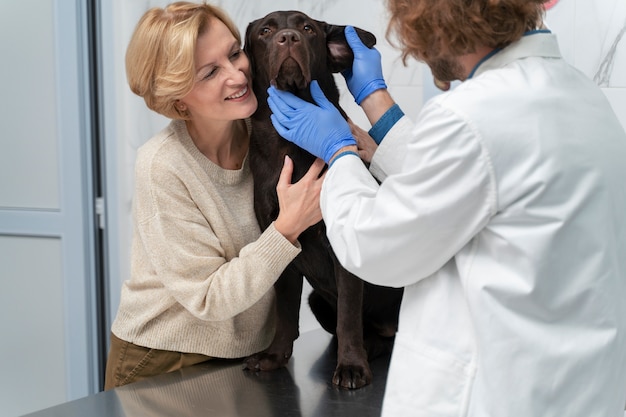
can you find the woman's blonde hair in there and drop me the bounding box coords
[125,1,241,119]
[386,0,548,65]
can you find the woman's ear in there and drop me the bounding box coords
[175,100,187,112]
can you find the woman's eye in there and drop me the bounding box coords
[230,49,242,60]
[202,68,217,80]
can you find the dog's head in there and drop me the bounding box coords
[244,11,376,105]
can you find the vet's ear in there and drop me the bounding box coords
[325,23,377,73]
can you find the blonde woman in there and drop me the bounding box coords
[104,1,325,389]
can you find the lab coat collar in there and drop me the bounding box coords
[468,30,562,79]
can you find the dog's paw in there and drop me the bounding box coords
[243,351,291,372]
[331,363,373,389]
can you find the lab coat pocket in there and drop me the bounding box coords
[381,334,475,417]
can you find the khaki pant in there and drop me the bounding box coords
[104,332,212,390]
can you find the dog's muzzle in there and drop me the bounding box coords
[271,29,311,91]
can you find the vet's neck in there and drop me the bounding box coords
[457,45,496,81]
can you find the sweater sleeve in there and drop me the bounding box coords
[132,142,301,322]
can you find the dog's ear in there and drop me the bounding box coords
[243,19,259,73]
[325,24,377,73]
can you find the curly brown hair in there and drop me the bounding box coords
[386,0,548,64]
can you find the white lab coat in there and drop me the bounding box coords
[321,32,626,416]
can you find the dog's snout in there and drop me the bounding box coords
[276,29,301,46]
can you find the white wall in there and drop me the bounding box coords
[544,0,626,129]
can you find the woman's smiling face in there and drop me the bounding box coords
[179,17,257,123]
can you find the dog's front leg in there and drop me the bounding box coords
[333,266,372,389]
[244,264,303,371]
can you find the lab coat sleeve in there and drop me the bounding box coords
[321,102,498,288]
[369,115,415,181]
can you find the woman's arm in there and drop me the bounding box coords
[132,153,323,322]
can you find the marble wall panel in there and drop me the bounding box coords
[546,0,626,129]
[219,0,625,128]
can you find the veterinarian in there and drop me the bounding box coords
[104,2,325,389]
[267,0,626,415]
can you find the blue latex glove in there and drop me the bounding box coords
[342,26,387,104]
[268,81,356,164]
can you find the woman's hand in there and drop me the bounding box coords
[348,119,377,164]
[274,156,326,244]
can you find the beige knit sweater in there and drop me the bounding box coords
[111,119,301,358]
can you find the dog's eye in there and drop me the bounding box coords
[303,24,313,33]
[260,27,271,36]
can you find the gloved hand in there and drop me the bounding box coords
[268,80,356,164]
[342,25,387,104]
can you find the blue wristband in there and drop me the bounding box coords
[368,103,404,144]
[329,150,359,167]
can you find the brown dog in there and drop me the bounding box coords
[242,10,403,389]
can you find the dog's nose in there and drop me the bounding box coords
[276,29,301,46]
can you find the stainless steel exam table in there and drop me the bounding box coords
[23,329,390,417]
